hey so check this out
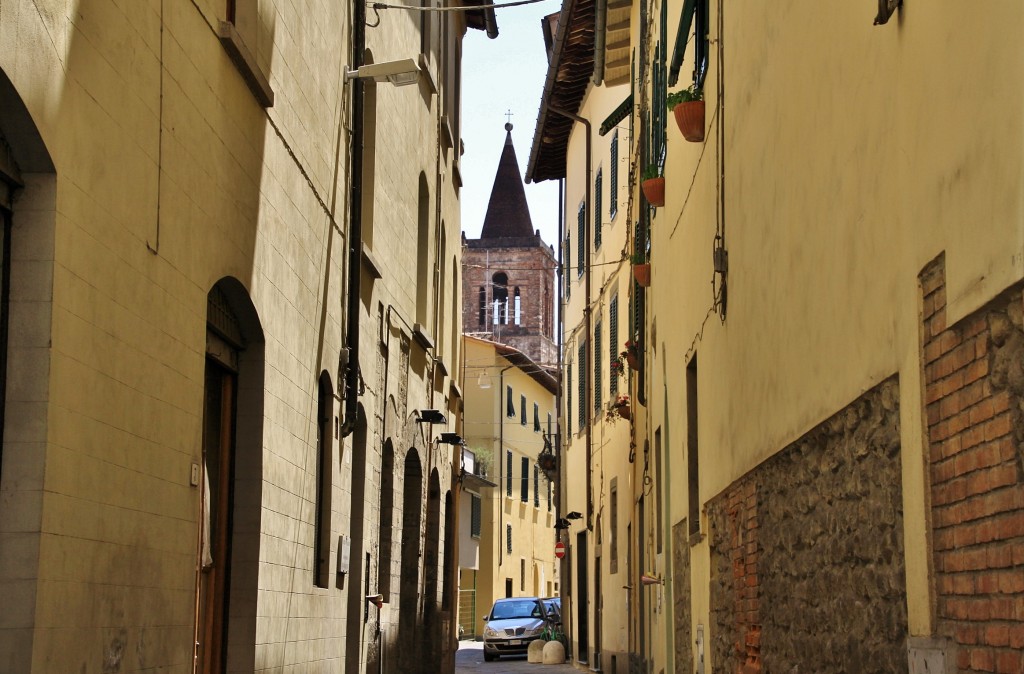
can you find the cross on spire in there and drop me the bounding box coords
[505,109,514,125]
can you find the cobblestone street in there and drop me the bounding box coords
[455,640,579,674]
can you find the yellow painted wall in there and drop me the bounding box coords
[462,336,558,629]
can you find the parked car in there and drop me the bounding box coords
[481,596,549,661]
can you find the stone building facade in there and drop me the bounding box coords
[0,0,492,672]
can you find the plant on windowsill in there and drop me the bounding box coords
[621,340,641,370]
[667,84,704,142]
[610,355,626,377]
[605,394,632,422]
[632,250,651,287]
[640,164,665,207]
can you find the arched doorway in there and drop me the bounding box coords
[422,469,442,665]
[196,278,264,673]
[0,65,57,674]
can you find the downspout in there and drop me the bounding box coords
[548,106,592,530]
[593,0,607,86]
[498,364,514,567]
[341,0,366,438]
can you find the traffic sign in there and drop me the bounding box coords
[554,541,566,559]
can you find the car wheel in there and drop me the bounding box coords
[483,651,496,662]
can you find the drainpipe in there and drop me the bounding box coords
[548,106,592,530]
[593,0,607,86]
[340,0,366,438]
[497,364,513,567]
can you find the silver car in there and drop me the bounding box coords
[481,597,547,661]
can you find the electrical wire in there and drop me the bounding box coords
[370,0,549,12]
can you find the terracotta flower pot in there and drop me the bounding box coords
[616,404,631,421]
[673,100,705,142]
[641,177,665,207]
[624,351,640,370]
[633,263,651,287]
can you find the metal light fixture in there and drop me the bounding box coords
[565,511,583,520]
[437,432,464,445]
[345,58,420,86]
[416,409,447,424]
[477,371,491,389]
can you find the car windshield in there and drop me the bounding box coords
[490,600,540,620]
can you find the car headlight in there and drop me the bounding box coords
[483,627,498,638]
[524,626,543,637]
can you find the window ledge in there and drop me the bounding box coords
[361,243,383,280]
[218,21,274,108]
[441,115,455,152]
[413,323,435,350]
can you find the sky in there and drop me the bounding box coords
[460,0,563,249]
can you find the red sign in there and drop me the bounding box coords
[554,541,566,559]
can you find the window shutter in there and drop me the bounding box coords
[594,321,603,413]
[594,170,603,249]
[610,133,619,219]
[610,295,619,393]
[578,342,586,429]
[520,395,527,426]
[533,465,539,507]
[470,494,482,537]
[577,203,585,278]
[521,457,529,502]
[506,450,513,496]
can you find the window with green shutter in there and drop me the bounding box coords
[577,202,585,278]
[594,321,603,413]
[470,494,482,538]
[578,342,587,429]
[610,132,619,220]
[594,170,603,250]
[610,295,620,393]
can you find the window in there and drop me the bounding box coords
[220,0,274,107]
[521,457,529,502]
[610,132,619,220]
[493,273,509,325]
[534,403,541,432]
[507,385,515,417]
[417,175,430,324]
[687,354,699,538]
[577,203,585,278]
[594,169,603,250]
[577,342,587,429]
[533,465,539,507]
[610,478,618,574]
[470,494,482,538]
[514,288,522,325]
[609,295,620,393]
[547,477,552,511]
[656,428,663,554]
[547,412,552,436]
[564,234,572,298]
[594,321,603,413]
[566,363,573,436]
[520,394,527,426]
[507,524,513,553]
[478,286,486,328]
[506,450,513,497]
[521,559,526,591]
[314,375,333,588]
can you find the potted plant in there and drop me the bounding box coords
[621,340,641,370]
[605,394,632,422]
[667,84,704,142]
[640,164,665,207]
[610,355,625,377]
[632,250,651,287]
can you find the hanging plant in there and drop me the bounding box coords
[641,164,665,207]
[667,84,704,142]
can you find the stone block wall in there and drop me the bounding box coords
[673,520,693,674]
[709,378,907,674]
[921,255,1024,673]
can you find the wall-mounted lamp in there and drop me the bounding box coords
[416,409,447,424]
[477,371,491,389]
[366,594,384,609]
[437,433,464,445]
[554,518,571,530]
[345,58,420,86]
[640,573,663,586]
[565,511,583,521]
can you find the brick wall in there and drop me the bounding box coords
[921,254,1024,673]
[709,378,906,674]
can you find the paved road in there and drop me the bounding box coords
[455,639,579,673]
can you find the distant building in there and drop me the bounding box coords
[461,124,558,369]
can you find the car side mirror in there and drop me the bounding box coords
[482,615,489,621]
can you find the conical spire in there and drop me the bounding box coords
[480,123,535,239]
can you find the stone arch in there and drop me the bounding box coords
[397,448,424,672]
[199,276,265,672]
[345,402,370,674]
[492,272,508,324]
[423,469,442,611]
[442,490,454,611]
[0,65,57,674]
[378,439,396,602]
